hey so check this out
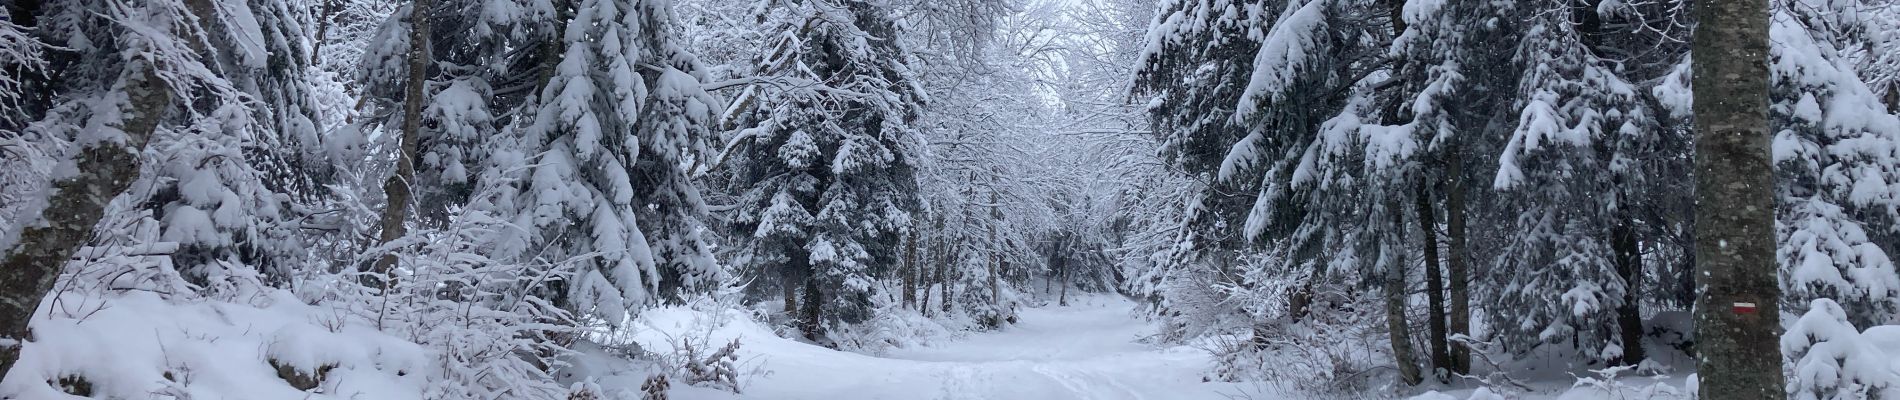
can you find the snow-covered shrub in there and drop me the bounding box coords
[1223,296,1390,396]
[1783,298,1900,400]
[1568,364,1690,399]
[830,303,963,354]
[368,204,584,399]
[1133,240,1398,395]
[677,338,742,392]
[630,287,760,394]
[798,281,964,353]
[3,214,431,398]
[640,374,671,400]
[960,280,1023,330]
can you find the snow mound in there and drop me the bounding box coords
[4,290,428,399]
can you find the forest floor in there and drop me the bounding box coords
[635,294,1252,399]
[622,295,1694,400]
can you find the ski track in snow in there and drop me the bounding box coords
[663,296,1251,400]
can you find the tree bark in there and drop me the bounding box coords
[1612,212,1647,366]
[1044,254,1054,295]
[800,278,823,341]
[1887,82,1898,114]
[369,0,432,279]
[1057,238,1070,307]
[1058,260,1070,307]
[902,230,918,309]
[987,189,1002,312]
[1377,6,1429,381]
[1691,0,1784,396]
[783,248,808,316]
[1414,183,1449,381]
[0,62,171,378]
[1445,146,1471,375]
[783,268,800,316]
[311,0,343,64]
[1287,256,1328,324]
[920,236,936,317]
[1385,201,1423,386]
[939,239,953,315]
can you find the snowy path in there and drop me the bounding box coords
[650,296,1251,400]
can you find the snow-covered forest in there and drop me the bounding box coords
[0,0,1897,398]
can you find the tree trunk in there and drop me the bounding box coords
[783,246,809,317]
[783,269,800,316]
[940,240,953,315]
[1445,146,1472,375]
[987,189,1002,312]
[1383,6,1428,382]
[1885,82,1898,115]
[1612,212,1647,366]
[1044,258,1054,295]
[1691,0,1784,396]
[1058,257,1070,307]
[1385,201,1423,386]
[0,62,171,378]
[921,237,936,317]
[1288,258,1327,324]
[800,278,823,341]
[902,230,918,309]
[1414,183,1449,381]
[311,0,342,64]
[369,0,432,279]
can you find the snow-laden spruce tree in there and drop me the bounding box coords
[1139,0,1453,385]
[360,0,724,322]
[723,0,926,340]
[151,0,328,283]
[489,0,725,322]
[1769,0,1900,328]
[1473,0,1694,366]
[1130,0,1351,354]
[617,0,727,301]
[1130,0,1271,330]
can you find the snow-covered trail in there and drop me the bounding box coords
[647,296,1252,400]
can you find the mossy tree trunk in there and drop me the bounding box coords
[0,62,171,379]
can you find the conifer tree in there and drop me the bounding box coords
[724,0,926,339]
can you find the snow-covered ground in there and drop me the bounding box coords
[619,295,1702,400]
[630,295,1251,400]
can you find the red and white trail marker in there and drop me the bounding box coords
[1733,302,1758,314]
